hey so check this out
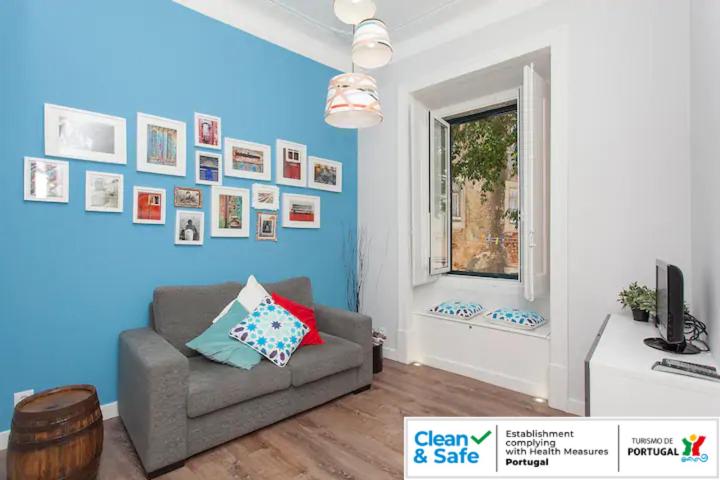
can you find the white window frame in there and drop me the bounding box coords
[433,89,522,284]
[429,113,451,276]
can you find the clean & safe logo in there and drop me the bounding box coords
[411,429,492,465]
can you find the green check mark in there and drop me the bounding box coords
[471,430,492,446]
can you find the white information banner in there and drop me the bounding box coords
[404,417,718,479]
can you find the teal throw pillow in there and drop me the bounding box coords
[229,297,309,367]
[186,301,262,369]
[486,308,546,330]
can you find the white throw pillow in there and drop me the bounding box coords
[237,275,270,312]
[211,275,270,324]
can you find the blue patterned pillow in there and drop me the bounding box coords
[429,301,484,319]
[229,297,309,367]
[486,308,546,329]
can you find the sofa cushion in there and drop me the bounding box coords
[287,333,363,387]
[262,277,313,307]
[187,356,291,418]
[185,301,261,369]
[153,282,243,356]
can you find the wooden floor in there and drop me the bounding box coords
[0,360,566,480]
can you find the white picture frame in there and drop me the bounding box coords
[175,210,205,245]
[137,113,186,176]
[195,151,222,186]
[44,104,127,165]
[251,183,279,211]
[256,212,278,241]
[24,157,69,203]
[276,139,307,187]
[308,156,343,193]
[194,112,222,150]
[85,171,123,213]
[211,186,250,238]
[132,186,166,224]
[224,138,271,181]
[282,193,320,229]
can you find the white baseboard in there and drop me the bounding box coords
[422,355,548,399]
[567,397,586,416]
[383,346,406,363]
[0,401,118,451]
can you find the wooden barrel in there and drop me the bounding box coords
[7,385,104,480]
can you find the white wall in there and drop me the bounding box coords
[691,0,720,364]
[359,0,692,411]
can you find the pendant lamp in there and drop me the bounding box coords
[352,18,393,69]
[333,0,377,25]
[324,72,383,129]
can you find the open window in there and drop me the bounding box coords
[411,62,549,302]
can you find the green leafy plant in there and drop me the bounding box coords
[618,282,656,313]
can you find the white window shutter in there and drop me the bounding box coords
[410,97,435,286]
[521,63,549,302]
[429,112,451,276]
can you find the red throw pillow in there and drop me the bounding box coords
[271,293,324,347]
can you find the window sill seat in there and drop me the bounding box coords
[415,311,551,340]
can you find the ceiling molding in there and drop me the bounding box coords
[174,0,351,71]
[174,0,548,71]
[392,0,548,62]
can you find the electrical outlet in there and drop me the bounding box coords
[13,389,34,407]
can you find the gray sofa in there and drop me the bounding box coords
[118,277,372,477]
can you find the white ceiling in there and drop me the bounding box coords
[174,0,547,70]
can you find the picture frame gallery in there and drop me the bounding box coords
[28,101,341,247]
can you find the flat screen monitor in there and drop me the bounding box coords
[645,260,698,354]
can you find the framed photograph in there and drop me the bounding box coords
[282,193,320,229]
[224,138,271,181]
[44,104,127,165]
[308,157,343,193]
[137,113,186,176]
[252,183,279,211]
[256,212,278,241]
[276,139,307,187]
[175,210,204,246]
[85,171,123,212]
[132,186,166,224]
[194,113,221,149]
[24,157,69,203]
[174,186,202,208]
[211,186,250,238]
[196,151,222,186]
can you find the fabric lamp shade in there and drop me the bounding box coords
[324,72,383,129]
[352,18,392,69]
[333,0,376,25]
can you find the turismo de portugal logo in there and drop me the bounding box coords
[682,434,709,463]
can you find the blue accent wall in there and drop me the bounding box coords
[0,0,357,430]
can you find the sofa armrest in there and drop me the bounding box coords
[315,304,372,353]
[118,328,189,474]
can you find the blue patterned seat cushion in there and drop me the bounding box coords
[486,308,546,330]
[429,301,484,319]
[229,297,309,367]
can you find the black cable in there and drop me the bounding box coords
[684,312,710,351]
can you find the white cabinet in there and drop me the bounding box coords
[586,314,720,416]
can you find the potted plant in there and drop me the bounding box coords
[618,282,656,322]
[372,328,387,374]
